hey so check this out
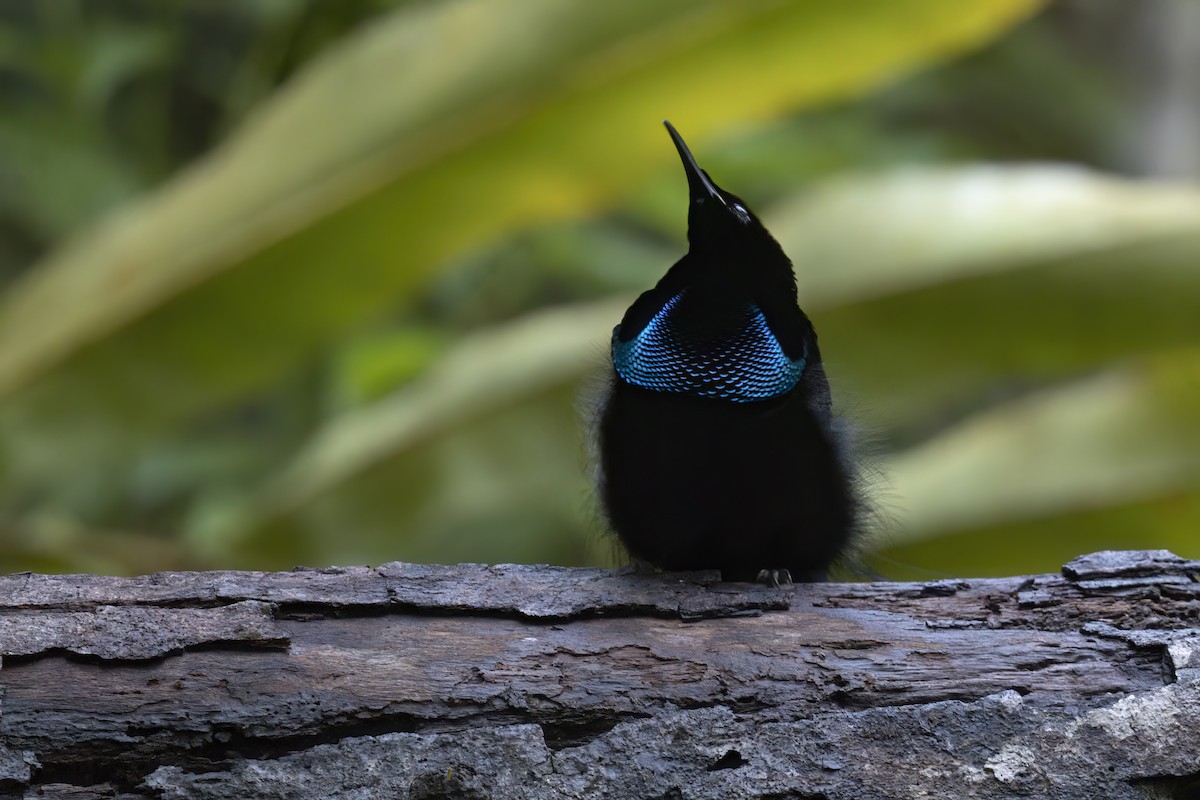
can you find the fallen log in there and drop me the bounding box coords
[0,549,1198,799]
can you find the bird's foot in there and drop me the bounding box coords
[756,568,793,588]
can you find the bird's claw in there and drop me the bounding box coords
[756,568,793,588]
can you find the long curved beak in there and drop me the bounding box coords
[663,120,724,205]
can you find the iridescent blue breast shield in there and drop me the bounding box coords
[612,290,807,403]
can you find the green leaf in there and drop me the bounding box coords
[329,327,450,409]
[874,351,1200,546]
[771,165,1200,306]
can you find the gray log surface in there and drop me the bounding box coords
[0,550,1198,799]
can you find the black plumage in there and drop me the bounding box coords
[596,121,857,582]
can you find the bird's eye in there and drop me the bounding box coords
[731,203,751,223]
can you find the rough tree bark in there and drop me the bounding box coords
[0,549,1198,799]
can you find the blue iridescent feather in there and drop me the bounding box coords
[612,289,806,403]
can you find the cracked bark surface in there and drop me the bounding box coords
[0,550,1198,799]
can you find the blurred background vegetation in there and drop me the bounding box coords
[0,0,1196,578]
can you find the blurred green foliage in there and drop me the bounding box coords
[0,0,1196,577]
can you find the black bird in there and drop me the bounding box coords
[596,121,857,582]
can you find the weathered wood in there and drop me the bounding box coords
[0,550,1197,799]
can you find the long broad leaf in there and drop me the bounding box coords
[875,352,1200,544]
[771,165,1200,305]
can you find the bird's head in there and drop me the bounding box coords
[664,121,774,262]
